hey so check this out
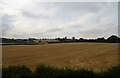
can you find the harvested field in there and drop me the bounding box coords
[2,43,119,71]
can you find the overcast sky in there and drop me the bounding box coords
[0,0,118,39]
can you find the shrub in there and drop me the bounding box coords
[2,65,120,78]
[100,66,120,78]
[2,65,32,78]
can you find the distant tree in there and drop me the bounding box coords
[96,37,105,42]
[79,38,85,42]
[64,36,67,40]
[0,38,2,43]
[107,35,119,43]
[62,36,68,41]
[58,37,61,40]
[72,37,75,41]
[119,38,120,43]
[55,37,61,40]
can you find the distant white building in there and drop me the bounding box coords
[33,39,59,44]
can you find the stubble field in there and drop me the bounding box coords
[2,42,119,71]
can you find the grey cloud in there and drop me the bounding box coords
[54,2,105,15]
[22,10,39,19]
[22,10,51,19]
[43,2,108,23]
[1,2,118,38]
[2,14,14,36]
[78,25,118,39]
[69,24,82,28]
[46,28,63,33]
[118,2,120,37]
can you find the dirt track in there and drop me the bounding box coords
[2,43,119,71]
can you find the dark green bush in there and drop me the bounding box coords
[2,65,32,78]
[99,66,120,78]
[2,65,120,78]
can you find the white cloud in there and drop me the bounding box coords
[1,1,118,39]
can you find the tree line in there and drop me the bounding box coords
[54,35,120,43]
[1,35,120,44]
